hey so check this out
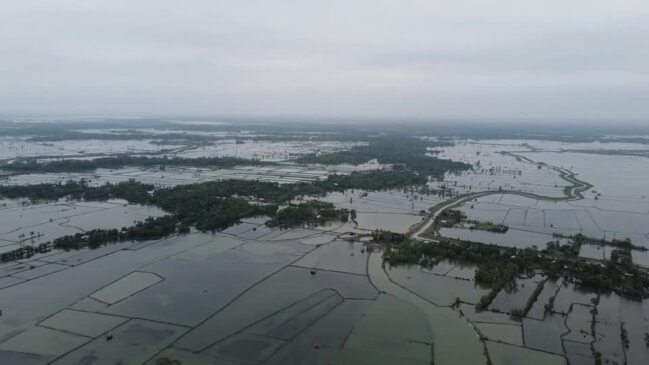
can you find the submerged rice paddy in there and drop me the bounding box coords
[2,129,649,364]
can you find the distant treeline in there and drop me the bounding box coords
[2,169,424,255]
[1,156,273,173]
[52,216,186,250]
[25,131,215,143]
[0,165,451,247]
[4,118,649,145]
[0,166,430,203]
[0,167,430,233]
[296,135,470,179]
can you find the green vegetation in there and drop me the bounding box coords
[559,233,648,252]
[509,308,524,321]
[474,261,519,288]
[324,167,428,190]
[0,243,52,263]
[52,216,180,250]
[470,221,509,233]
[296,135,470,179]
[372,230,408,245]
[24,131,215,143]
[545,240,580,257]
[610,248,633,267]
[474,262,520,311]
[0,155,273,173]
[5,118,649,148]
[621,322,630,349]
[266,201,348,228]
[522,279,547,316]
[434,209,508,233]
[561,148,649,158]
[0,165,437,205]
[436,209,466,227]
[1,165,427,259]
[381,235,649,309]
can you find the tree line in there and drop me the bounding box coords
[295,135,470,179]
[380,234,649,311]
[1,155,273,173]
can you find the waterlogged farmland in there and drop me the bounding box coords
[1,119,648,364]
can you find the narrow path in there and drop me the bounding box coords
[367,252,487,365]
[378,149,595,362]
[412,192,492,241]
[412,151,593,241]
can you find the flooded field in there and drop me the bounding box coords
[431,141,571,197]
[432,140,649,255]
[0,137,185,163]
[175,139,363,161]
[0,222,446,364]
[0,134,363,164]
[0,199,166,253]
[2,125,649,364]
[2,165,334,187]
[418,139,649,364]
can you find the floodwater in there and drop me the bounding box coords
[439,226,557,248]
[386,263,489,306]
[2,135,649,364]
[439,190,649,253]
[0,199,166,252]
[354,212,423,234]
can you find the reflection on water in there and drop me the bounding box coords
[439,227,558,248]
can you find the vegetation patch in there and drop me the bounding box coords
[470,221,509,233]
[296,135,470,179]
[522,279,547,316]
[266,201,348,228]
[436,209,466,228]
[380,235,649,309]
[434,208,508,233]
[0,156,274,173]
[0,165,442,261]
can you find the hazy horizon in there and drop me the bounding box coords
[2,1,648,120]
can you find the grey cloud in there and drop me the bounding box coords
[0,0,648,120]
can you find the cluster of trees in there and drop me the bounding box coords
[436,209,466,227]
[470,221,509,233]
[8,118,649,148]
[475,261,520,288]
[323,168,427,191]
[474,262,521,311]
[177,197,277,232]
[26,131,215,143]
[372,229,407,245]
[0,176,365,256]
[0,180,94,201]
[562,233,647,251]
[266,201,348,228]
[296,135,470,179]
[0,243,52,262]
[521,279,548,317]
[434,209,508,233]
[53,216,181,250]
[382,234,649,310]
[546,240,580,257]
[1,156,272,173]
[0,165,440,206]
[610,248,633,267]
[0,139,473,260]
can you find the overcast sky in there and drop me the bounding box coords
[1,1,648,120]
